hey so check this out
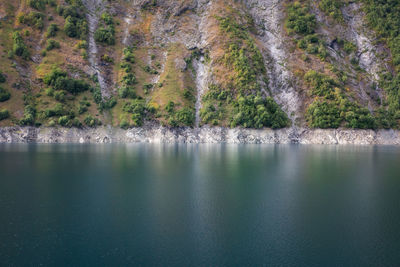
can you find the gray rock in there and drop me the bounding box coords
[1,126,399,145]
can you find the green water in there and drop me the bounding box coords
[0,144,400,266]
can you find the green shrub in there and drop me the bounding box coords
[44,68,89,94]
[54,90,66,102]
[0,72,6,83]
[121,73,137,85]
[119,118,129,129]
[64,16,87,39]
[306,100,341,128]
[0,109,10,121]
[123,47,135,63]
[58,115,71,127]
[18,11,45,30]
[230,95,290,129]
[123,99,146,126]
[165,101,175,113]
[28,0,46,11]
[101,54,113,63]
[174,107,195,126]
[12,32,30,60]
[0,87,11,102]
[304,70,337,99]
[46,39,60,51]
[285,2,316,35]
[94,26,115,45]
[118,85,136,99]
[319,0,343,21]
[103,97,117,109]
[46,23,59,37]
[183,88,194,101]
[19,105,36,126]
[84,115,101,127]
[94,13,115,45]
[76,40,87,49]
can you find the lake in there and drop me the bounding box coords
[0,144,400,266]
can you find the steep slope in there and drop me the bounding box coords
[0,0,399,130]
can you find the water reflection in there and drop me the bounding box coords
[0,144,400,266]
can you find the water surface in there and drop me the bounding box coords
[1,144,400,266]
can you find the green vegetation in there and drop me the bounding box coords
[46,23,59,37]
[362,0,400,127]
[12,32,30,60]
[58,0,88,39]
[20,105,36,126]
[0,109,10,121]
[163,101,194,127]
[305,71,375,129]
[199,13,288,128]
[28,0,47,11]
[44,68,90,94]
[285,2,316,35]
[84,115,101,127]
[0,72,6,83]
[318,0,343,21]
[230,95,289,129]
[46,39,60,51]
[123,99,147,126]
[0,87,11,102]
[18,11,45,30]
[285,2,327,60]
[94,12,115,45]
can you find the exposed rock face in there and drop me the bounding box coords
[246,0,302,123]
[1,126,399,145]
[82,0,109,98]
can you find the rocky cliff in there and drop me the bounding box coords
[1,126,400,145]
[0,0,399,134]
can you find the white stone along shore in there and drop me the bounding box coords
[1,126,400,145]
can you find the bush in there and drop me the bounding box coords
[304,70,337,99]
[230,95,290,129]
[76,40,87,49]
[54,90,66,102]
[58,115,71,127]
[0,72,6,83]
[18,11,45,30]
[119,118,129,129]
[0,87,11,102]
[165,101,175,113]
[19,105,36,126]
[12,32,30,60]
[84,115,101,127]
[46,39,60,51]
[285,2,316,35]
[46,23,58,37]
[319,0,343,21]
[306,100,341,128]
[174,107,195,126]
[123,99,146,126]
[28,0,46,11]
[44,68,89,94]
[0,109,10,121]
[103,97,117,109]
[101,54,113,63]
[64,16,87,39]
[121,73,137,85]
[123,47,135,63]
[94,26,115,45]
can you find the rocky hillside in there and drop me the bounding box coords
[0,0,399,130]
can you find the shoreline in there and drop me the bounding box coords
[1,126,400,145]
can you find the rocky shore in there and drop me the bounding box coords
[1,126,400,145]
